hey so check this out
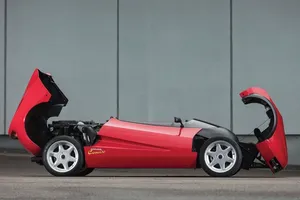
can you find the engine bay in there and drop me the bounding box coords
[48,120,103,146]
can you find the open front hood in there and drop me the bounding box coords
[240,87,288,171]
[8,69,68,155]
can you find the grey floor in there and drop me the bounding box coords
[0,153,300,200]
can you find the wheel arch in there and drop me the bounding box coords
[192,127,239,151]
[192,127,239,167]
[25,102,64,151]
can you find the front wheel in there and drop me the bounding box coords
[199,136,242,177]
[42,135,85,176]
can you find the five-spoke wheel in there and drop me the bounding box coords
[199,136,242,177]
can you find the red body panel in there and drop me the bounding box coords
[84,118,200,168]
[240,87,288,170]
[8,69,50,155]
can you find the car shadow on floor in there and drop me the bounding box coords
[23,174,299,178]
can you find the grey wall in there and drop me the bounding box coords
[1,0,300,137]
[119,0,230,128]
[0,0,4,135]
[232,0,300,135]
[6,0,117,131]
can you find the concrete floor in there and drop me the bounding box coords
[0,153,300,200]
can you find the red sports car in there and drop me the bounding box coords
[8,69,288,177]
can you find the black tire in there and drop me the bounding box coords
[42,135,85,176]
[76,167,95,176]
[199,136,242,177]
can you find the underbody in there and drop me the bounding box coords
[8,69,288,177]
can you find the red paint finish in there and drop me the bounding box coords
[8,68,288,173]
[240,87,288,170]
[8,69,51,155]
[84,118,200,168]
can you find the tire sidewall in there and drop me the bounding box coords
[42,135,85,176]
[199,136,242,177]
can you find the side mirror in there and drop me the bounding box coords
[174,117,184,128]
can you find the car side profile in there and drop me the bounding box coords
[8,69,288,177]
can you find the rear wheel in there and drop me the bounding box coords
[42,135,84,176]
[199,136,242,177]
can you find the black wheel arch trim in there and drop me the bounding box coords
[192,127,239,152]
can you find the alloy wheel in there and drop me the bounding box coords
[204,140,237,173]
[46,140,79,173]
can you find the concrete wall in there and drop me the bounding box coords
[0,0,4,136]
[119,0,230,128]
[232,0,300,135]
[5,0,117,131]
[1,0,300,138]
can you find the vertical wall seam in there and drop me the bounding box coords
[3,0,7,135]
[116,0,120,118]
[229,0,233,132]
